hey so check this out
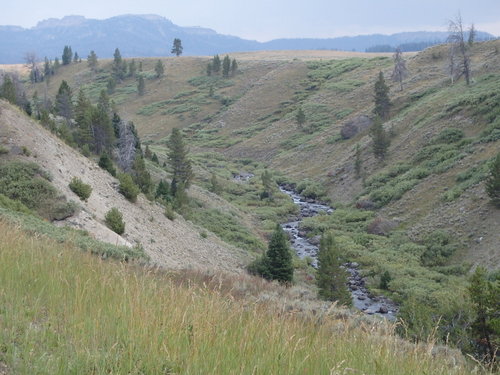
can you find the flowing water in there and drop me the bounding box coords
[279,186,398,320]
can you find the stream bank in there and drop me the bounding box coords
[279,185,398,320]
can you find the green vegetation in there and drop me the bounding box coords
[249,224,294,283]
[0,160,76,220]
[316,233,352,305]
[486,153,500,207]
[68,177,92,201]
[118,173,140,202]
[0,221,481,375]
[105,207,125,235]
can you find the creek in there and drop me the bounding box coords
[279,185,399,320]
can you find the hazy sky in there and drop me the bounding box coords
[4,0,500,41]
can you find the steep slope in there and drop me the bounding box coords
[0,100,247,271]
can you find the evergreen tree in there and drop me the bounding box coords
[0,75,17,104]
[155,60,164,78]
[56,80,73,123]
[316,233,351,305]
[171,38,183,56]
[73,52,79,63]
[468,267,499,364]
[206,63,212,76]
[62,46,72,65]
[98,89,110,115]
[373,71,391,120]
[53,57,60,72]
[231,58,238,76]
[266,224,294,284]
[107,77,116,94]
[370,116,390,159]
[84,104,114,155]
[87,50,98,71]
[44,57,52,77]
[128,59,137,77]
[112,112,122,138]
[222,55,231,78]
[168,128,193,198]
[156,179,171,201]
[212,55,221,74]
[137,76,145,96]
[261,170,274,199]
[131,154,153,194]
[112,48,125,80]
[295,107,306,129]
[486,153,500,207]
[98,153,116,176]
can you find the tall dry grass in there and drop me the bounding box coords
[0,220,487,374]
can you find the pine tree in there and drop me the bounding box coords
[295,107,306,129]
[87,50,98,72]
[56,80,73,123]
[266,224,294,284]
[486,153,500,208]
[206,63,212,76]
[168,128,193,198]
[155,60,164,78]
[468,267,499,364]
[316,233,351,305]
[261,170,274,199]
[73,52,79,63]
[155,179,171,201]
[0,75,17,104]
[107,77,116,94]
[373,71,391,120]
[62,46,72,65]
[171,38,183,56]
[222,55,231,78]
[370,116,390,159]
[112,48,125,80]
[137,76,145,96]
[231,59,238,76]
[144,145,152,159]
[128,59,137,77]
[212,55,221,74]
[132,155,152,194]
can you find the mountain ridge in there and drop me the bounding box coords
[0,14,496,63]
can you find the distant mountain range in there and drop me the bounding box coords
[0,14,496,63]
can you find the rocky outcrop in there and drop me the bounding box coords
[340,115,373,139]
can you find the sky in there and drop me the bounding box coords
[3,0,500,41]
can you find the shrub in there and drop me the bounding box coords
[0,160,76,220]
[0,145,8,155]
[105,208,125,235]
[432,128,464,144]
[69,177,92,201]
[98,154,116,176]
[118,173,140,202]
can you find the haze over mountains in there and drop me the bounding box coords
[0,14,496,63]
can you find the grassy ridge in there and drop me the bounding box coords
[0,221,485,374]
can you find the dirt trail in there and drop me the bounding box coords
[0,101,247,272]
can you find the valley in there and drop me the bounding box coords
[0,37,499,373]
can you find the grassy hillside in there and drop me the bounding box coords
[0,220,487,375]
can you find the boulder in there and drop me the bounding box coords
[367,217,398,236]
[378,306,389,314]
[340,115,373,139]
